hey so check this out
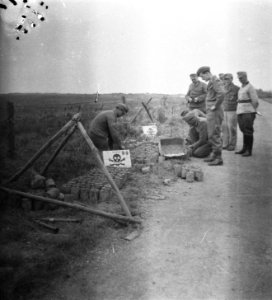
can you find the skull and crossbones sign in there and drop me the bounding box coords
[109,154,125,166]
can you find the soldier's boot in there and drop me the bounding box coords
[208,151,223,166]
[235,134,246,154]
[242,135,253,157]
[203,152,216,162]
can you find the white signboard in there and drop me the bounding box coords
[103,150,132,168]
[142,124,158,137]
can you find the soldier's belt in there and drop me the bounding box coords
[237,99,251,103]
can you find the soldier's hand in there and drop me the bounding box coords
[211,105,216,111]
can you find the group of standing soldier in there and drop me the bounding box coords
[183,66,259,166]
[87,67,259,166]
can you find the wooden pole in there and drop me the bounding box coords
[6,113,81,183]
[142,101,154,123]
[37,217,82,223]
[32,219,59,233]
[40,125,77,176]
[130,97,152,124]
[7,101,15,158]
[0,186,141,224]
[77,121,132,217]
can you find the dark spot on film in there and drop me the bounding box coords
[0,4,8,9]
[8,0,17,6]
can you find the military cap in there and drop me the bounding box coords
[189,73,197,77]
[182,112,197,125]
[196,66,210,76]
[237,71,247,77]
[116,103,129,113]
[223,73,233,79]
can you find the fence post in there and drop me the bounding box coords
[7,102,15,158]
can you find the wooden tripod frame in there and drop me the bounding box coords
[3,113,136,222]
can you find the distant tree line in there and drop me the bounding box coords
[256,89,272,99]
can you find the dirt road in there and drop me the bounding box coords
[41,100,272,300]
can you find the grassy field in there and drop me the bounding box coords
[0,92,187,299]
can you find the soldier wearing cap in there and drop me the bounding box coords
[182,110,212,158]
[196,66,226,166]
[185,73,207,113]
[235,71,259,156]
[88,103,129,151]
[222,73,239,151]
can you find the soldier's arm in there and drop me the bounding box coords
[214,80,226,109]
[248,85,259,109]
[196,83,207,102]
[185,85,192,101]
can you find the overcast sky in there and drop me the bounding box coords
[0,0,271,94]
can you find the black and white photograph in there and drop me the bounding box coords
[0,0,272,299]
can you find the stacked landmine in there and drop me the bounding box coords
[130,141,159,173]
[22,174,64,211]
[61,167,131,205]
[173,164,204,182]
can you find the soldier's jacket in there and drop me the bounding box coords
[185,81,207,110]
[206,76,226,110]
[89,110,122,148]
[223,83,239,111]
[236,82,259,115]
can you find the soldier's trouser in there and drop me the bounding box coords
[237,113,256,136]
[237,113,256,153]
[206,107,224,158]
[193,143,212,158]
[187,127,199,144]
[222,111,237,148]
[89,132,109,151]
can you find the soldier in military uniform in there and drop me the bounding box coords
[196,66,226,166]
[222,73,239,151]
[88,103,128,152]
[185,73,207,113]
[235,71,259,157]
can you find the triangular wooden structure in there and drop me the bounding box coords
[1,113,140,224]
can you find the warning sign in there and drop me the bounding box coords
[103,150,132,168]
[142,124,157,137]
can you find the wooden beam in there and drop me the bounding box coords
[0,186,141,224]
[37,217,82,223]
[130,97,152,124]
[141,101,154,123]
[77,121,132,217]
[6,113,81,183]
[32,219,59,233]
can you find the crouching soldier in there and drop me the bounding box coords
[88,103,129,152]
[182,110,212,158]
